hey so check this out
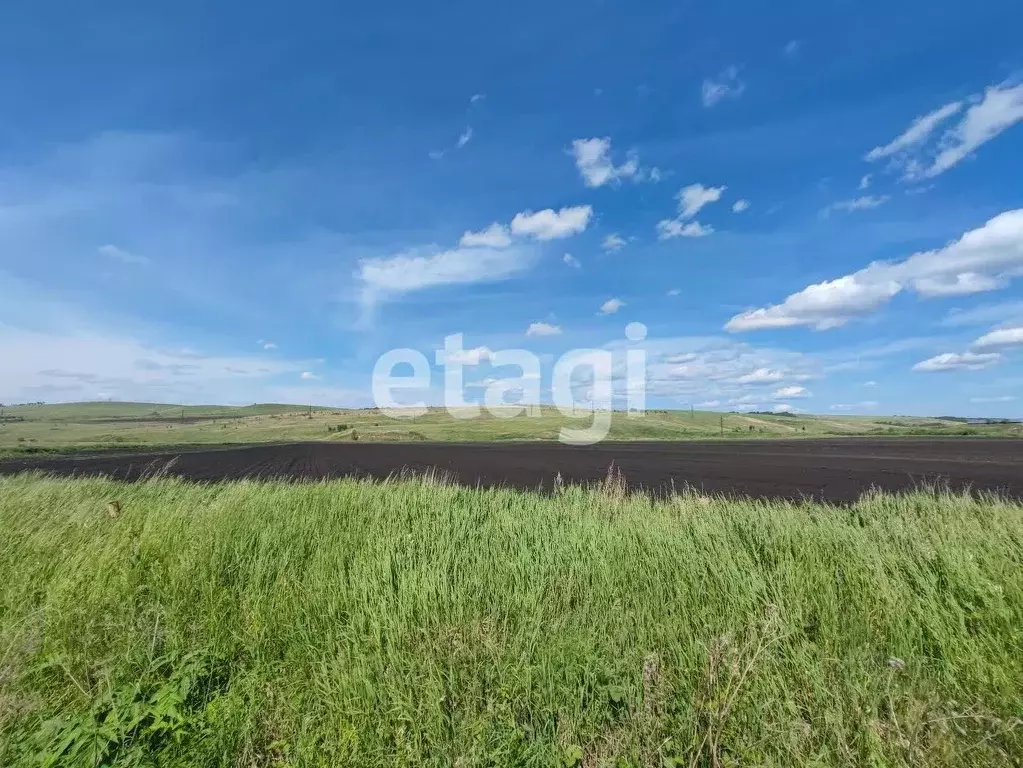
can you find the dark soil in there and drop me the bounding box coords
[2,439,1021,503]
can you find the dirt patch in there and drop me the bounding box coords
[1,439,1021,503]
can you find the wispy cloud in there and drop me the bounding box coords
[702,66,744,107]
[912,351,1002,372]
[526,321,562,337]
[599,298,625,315]
[865,81,1023,180]
[602,233,627,252]
[98,244,149,265]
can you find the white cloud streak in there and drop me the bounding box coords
[726,208,1023,331]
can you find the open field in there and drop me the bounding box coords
[1,475,1021,766]
[3,438,1022,502]
[1,401,1021,456]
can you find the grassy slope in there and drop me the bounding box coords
[1,475,1021,766]
[2,402,1018,454]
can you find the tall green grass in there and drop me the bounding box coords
[1,474,1020,766]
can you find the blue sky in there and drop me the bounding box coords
[1,0,1022,416]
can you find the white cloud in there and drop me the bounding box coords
[667,288,680,296]
[972,324,1023,350]
[0,323,318,405]
[859,174,872,190]
[570,138,639,187]
[773,403,794,413]
[864,380,877,387]
[865,101,963,161]
[733,367,785,384]
[970,395,1015,403]
[657,219,713,239]
[262,341,277,350]
[784,40,800,57]
[923,82,1023,178]
[470,93,484,104]
[941,300,1023,327]
[526,321,562,337]
[510,206,593,240]
[732,199,750,213]
[602,233,627,252]
[300,371,320,380]
[657,184,725,239]
[457,127,473,149]
[98,244,149,265]
[702,66,744,107]
[695,400,721,408]
[726,208,1023,331]
[600,298,625,315]
[825,195,890,214]
[912,351,1002,372]
[678,183,726,218]
[773,385,810,398]
[563,253,581,268]
[866,83,1023,181]
[358,244,531,304]
[459,223,512,248]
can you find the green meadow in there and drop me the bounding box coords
[1,474,1020,766]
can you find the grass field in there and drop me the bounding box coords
[1,474,1021,766]
[2,401,1019,455]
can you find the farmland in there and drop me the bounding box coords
[1,401,1019,457]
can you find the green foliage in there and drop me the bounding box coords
[1,475,1021,766]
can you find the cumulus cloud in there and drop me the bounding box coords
[510,206,593,240]
[702,66,744,107]
[773,385,810,398]
[262,341,277,350]
[602,233,627,252]
[971,324,1023,350]
[912,351,1002,372]
[526,321,562,337]
[732,199,750,213]
[459,223,512,248]
[970,395,1015,403]
[678,183,727,218]
[563,253,581,268]
[657,184,725,239]
[300,371,320,380]
[865,101,963,162]
[726,208,1023,331]
[456,127,473,149]
[859,175,872,190]
[773,403,794,413]
[600,298,625,315]
[571,137,639,187]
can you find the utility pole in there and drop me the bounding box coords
[719,414,724,437]
[690,405,694,420]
